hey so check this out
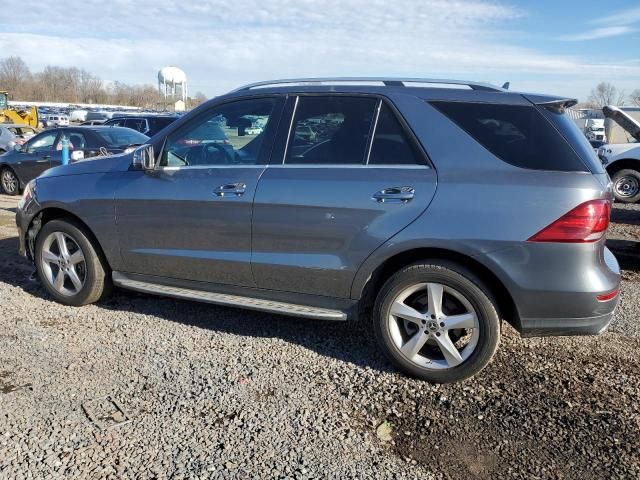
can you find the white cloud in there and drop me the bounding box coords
[560,26,634,41]
[0,0,638,101]
[593,6,640,27]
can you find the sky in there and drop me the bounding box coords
[1,0,639,101]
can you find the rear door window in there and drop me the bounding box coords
[430,101,588,172]
[369,103,425,165]
[285,96,377,165]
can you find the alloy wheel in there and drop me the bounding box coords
[40,231,87,296]
[387,282,480,370]
[1,169,18,195]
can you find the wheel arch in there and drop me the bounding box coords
[28,207,112,271]
[357,247,520,331]
[606,158,640,175]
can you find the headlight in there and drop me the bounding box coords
[18,180,36,210]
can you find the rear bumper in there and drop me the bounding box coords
[483,242,621,337]
[520,311,614,337]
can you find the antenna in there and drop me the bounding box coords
[502,82,510,90]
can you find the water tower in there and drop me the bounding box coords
[158,66,188,104]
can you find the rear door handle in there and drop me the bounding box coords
[372,186,415,203]
[214,182,246,197]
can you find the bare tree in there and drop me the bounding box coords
[588,82,626,107]
[0,56,32,99]
[0,56,188,108]
[189,91,208,108]
[629,89,640,107]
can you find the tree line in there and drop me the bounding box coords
[581,82,639,108]
[0,56,207,108]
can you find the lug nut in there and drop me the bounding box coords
[440,322,445,327]
[431,314,436,319]
[435,332,441,337]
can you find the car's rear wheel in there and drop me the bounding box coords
[611,169,640,203]
[35,219,111,306]
[374,261,500,383]
[1,167,19,195]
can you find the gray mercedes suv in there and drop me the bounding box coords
[15,78,620,383]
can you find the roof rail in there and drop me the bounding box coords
[229,77,504,93]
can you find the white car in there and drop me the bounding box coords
[44,114,70,127]
[598,106,640,203]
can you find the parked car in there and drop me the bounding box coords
[80,119,106,126]
[15,78,620,383]
[597,106,640,203]
[104,115,179,137]
[1,126,148,195]
[0,124,37,153]
[42,114,70,128]
[84,111,110,123]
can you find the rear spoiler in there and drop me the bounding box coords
[603,105,640,142]
[523,94,578,113]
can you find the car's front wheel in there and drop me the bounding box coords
[374,261,501,383]
[35,219,111,306]
[611,169,640,203]
[1,167,19,195]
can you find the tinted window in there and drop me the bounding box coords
[286,96,377,165]
[125,118,148,133]
[94,127,149,147]
[149,117,177,130]
[160,97,276,167]
[430,101,587,172]
[540,107,604,174]
[369,103,424,165]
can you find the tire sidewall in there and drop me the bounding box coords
[374,262,500,383]
[612,169,640,204]
[35,220,101,306]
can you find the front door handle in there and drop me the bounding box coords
[36,156,50,163]
[214,182,246,197]
[372,186,415,203]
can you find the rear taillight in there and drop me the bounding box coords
[528,199,611,243]
[596,289,619,302]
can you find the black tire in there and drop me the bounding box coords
[1,167,20,195]
[34,219,112,306]
[611,169,640,204]
[373,261,500,383]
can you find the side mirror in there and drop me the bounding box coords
[71,150,85,161]
[132,144,156,170]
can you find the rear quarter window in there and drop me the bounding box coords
[430,101,588,172]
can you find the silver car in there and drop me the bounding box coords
[0,123,37,154]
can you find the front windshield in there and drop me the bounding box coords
[94,127,149,147]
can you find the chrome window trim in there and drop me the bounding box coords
[365,100,382,165]
[156,164,267,171]
[281,96,299,164]
[267,164,428,169]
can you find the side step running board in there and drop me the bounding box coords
[112,272,347,321]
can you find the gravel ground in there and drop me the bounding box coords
[0,194,638,479]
